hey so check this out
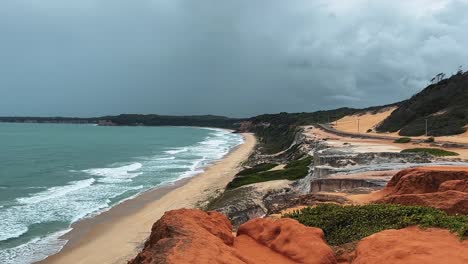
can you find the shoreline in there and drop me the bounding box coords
[39,133,256,264]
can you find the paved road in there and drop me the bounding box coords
[317,123,468,149]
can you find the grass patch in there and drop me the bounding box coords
[227,156,312,189]
[284,204,468,245]
[394,137,411,143]
[284,156,313,168]
[401,148,459,156]
[236,163,278,176]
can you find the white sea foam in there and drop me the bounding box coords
[156,156,176,160]
[17,178,96,205]
[0,128,244,263]
[164,147,188,154]
[0,225,29,242]
[0,228,71,264]
[82,162,143,183]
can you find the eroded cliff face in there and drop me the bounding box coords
[129,209,336,264]
[378,167,468,214]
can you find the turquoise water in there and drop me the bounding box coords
[0,123,243,263]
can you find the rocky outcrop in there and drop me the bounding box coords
[314,152,431,168]
[237,218,337,264]
[130,209,337,264]
[209,186,268,228]
[129,209,244,264]
[351,227,468,264]
[385,167,468,194]
[208,181,296,229]
[310,178,382,193]
[378,167,468,214]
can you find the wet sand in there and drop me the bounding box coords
[40,133,256,264]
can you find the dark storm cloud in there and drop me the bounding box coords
[1,0,468,117]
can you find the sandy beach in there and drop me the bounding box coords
[40,133,256,264]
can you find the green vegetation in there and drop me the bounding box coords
[236,163,278,176]
[401,148,459,156]
[424,137,435,143]
[227,156,312,189]
[284,156,313,168]
[377,72,468,136]
[394,137,411,143]
[0,114,240,128]
[107,114,240,128]
[284,204,468,245]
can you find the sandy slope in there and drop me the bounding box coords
[40,133,256,264]
[332,107,468,144]
[332,107,397,134]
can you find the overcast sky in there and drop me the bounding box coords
[1,0,468,117]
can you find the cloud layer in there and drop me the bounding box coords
[1,0,467,117]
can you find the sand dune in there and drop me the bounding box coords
[332,107,397,134]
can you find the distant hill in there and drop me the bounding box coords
[376,72,468,136]
[105,114,240,128]
[2,72,467,152]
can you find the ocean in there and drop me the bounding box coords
[0,123,243,263]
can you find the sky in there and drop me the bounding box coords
[1,0,468,118]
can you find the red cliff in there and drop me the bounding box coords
[378,167,468,214]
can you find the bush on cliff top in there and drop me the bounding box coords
[394,137,411,143]
[285,204,468,245]
[401,148,459,156]
[227,156,312,189]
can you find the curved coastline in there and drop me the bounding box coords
[39,133,256,264]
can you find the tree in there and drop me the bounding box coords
[431,72,446,84]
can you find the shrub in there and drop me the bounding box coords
[284,204,468,245]
[227,156,312,189]
[236,163,278,176]
[424,137,435,143]
[401,148,459,156]
[284,156,313,169]
[394,137,411,143]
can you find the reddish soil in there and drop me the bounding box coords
[351,227,468,264]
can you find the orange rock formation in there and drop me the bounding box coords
[129,209,336,264]
[378,167,468,214]
[352,227,468,264]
